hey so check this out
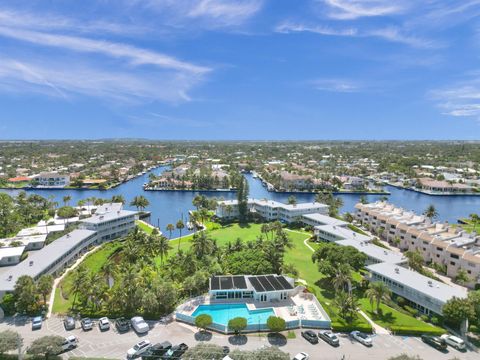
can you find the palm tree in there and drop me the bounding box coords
[158,235,171,265]
[405,250,424,272]
[176,219,185,251]
[423,204,439,222]
[70,266,88,310]
[469,213,480,232]
[365,281,391,313]
[37,274,54,306]
[332,265,352,294]
[130,195,150,212]
[191,231,214,259]
[63,195,71,207]
[192,195,203,211]
[287,195,297,206]
[225,204,233,218]
[101,260,116,288]
[111,195,125,204]
[166,223,175,239]
[334,291,358,323]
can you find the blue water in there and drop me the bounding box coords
[2,166,480,238]
[191,303,274,326]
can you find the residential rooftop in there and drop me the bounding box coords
[336,239,406,264]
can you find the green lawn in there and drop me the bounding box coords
[53,242,123,314]
[136,220,156,234]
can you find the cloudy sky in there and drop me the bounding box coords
[1,0,480,139]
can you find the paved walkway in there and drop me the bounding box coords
[358,310,390,335]
[46,246,100,318]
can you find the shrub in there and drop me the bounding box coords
[420,315,429,322]
[57,206,77,219]
[332,322,373,333]
[194,314,212,332]
[0,294,16,316]
[389,326,445,336]
[403,305,418,317]
[396,296,407,307]
[430,316,441,326]
[228,317,247,335]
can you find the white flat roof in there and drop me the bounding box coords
[367,262,468,304]
[0,229,96,292]
[302,213,347,227]
[0,246,26,259]
[0,234,47,245]
[17,224,65,236]
[315,224,371,242]
[337,239,406,264]
[218,198,328,211]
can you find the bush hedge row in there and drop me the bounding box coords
[389,325,445,336]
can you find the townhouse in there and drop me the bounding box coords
[355,201,480,288]
[34,172,70,188]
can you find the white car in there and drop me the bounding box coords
[126,340,152,359]
[350,331,373,347]
[62,335,79,351]
[441,334,466,350]
[98,317,110,331]
[131,316,149,334]
[293,352,309,360]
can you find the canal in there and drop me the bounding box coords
[2,166,480,237]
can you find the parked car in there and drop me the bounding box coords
[441,334,466,351]
[98,317,110,331]
[127,340,152,359]
[31,316,42,330]
[350,331,373,347]
[318,330,340,347]
[163,343,188,359]
[131,316,149,334]
[301,330,318,344]
[115,317,130,333]
[293,352,309,360]
[81,318,93,331]
[143,341,172,358]
[223,346,230,355]
[421,335,447,351]
[63,316,75,331]
[62,335,78,352]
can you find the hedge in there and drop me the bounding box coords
[332,322,373,334]
[389,325,445,336]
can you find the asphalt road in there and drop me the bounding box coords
[0,316,476,360]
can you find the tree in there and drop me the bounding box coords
[192,195,203,211]
[365,281,391,313]
[110,195,125,204]
[455,268,471,285]
[130,195,150,212]
[237,176,249,223]
[468,290,480,327]
[158,235,171,265]
[332,264,352,294]
[182,344,225,360]
[0,330,21,354]
[176,219,185,251]
[423,204,439,221]
[57,206,77,218]
[195,314,212,332]
[37,275,54,306]
[228,316,247,335]
[14,275,37,314]
[166,223,175,239]
[359,195,368,204]
[287,195,297,206]
[405,250,424,272]
[442,297,475,329]
[27,335,64,359]
[469,213,479,232]
[266,316,286,333]
[62,195,71,207]
[191,231,214,259]
[70,266,89,310]
[334,291,358,322]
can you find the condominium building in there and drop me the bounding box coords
[355,201,480,288]
[216,199,328,223]
[34,172,70,188]
[0,247,26,266]
[367,262,468,315]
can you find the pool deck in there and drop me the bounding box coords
[176,290,330,324]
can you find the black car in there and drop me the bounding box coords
[163,343,189,359]
[144,341,172,358]
[115,317,131,333]
[63,316,75,331]
[318,330,340,347]
[301,330,318,344]
[421,335,447,351]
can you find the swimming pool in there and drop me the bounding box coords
[191,303,275,326]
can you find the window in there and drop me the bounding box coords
[450,254,459,259]
[450,261,456,266]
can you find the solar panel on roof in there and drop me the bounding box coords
[220,276,233,290]
[233,276,247,289]
[258,276,275,291]
[276,276,293,289]
[266,275,283,291]
[211,276,220,290]
[248,276,265,292]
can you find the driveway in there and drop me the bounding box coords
[0,316,477,360]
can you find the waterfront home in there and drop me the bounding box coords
[367,262,468,316]
[34,172,70,188]
[417,178,475,194]
[355,201,480,288]
[216,198,328,223]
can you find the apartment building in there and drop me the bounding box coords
[355,201,480,288]
[216,198,328,223]
[367,262,468,315]
[34,172,70,188]
[0,247,26,266]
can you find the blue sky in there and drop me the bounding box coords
[1,0,480,140]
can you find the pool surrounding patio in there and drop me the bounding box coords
[191,303,275,326]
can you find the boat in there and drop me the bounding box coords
[187,222,194,230]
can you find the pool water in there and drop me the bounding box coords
[191,303,275,326]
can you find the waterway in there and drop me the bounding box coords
[2,166,479,237]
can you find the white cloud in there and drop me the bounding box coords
[430,83,480,119]
[311,78,361,92]
[143,0,263,28]
[0,26,209,74]
[321,0,406,20]
[275,22,436,48]
[0,57,199,103]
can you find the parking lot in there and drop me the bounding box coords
[0,316,477,360]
